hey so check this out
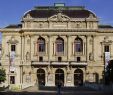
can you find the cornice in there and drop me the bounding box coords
[0,28,21,33]
[98,28,113,33]
[22,28,98,32]
[1,28,113,33]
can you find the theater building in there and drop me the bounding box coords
[0,4,113,89]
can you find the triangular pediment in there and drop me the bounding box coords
[48,13,70,22]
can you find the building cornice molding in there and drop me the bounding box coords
[1,28,113,33]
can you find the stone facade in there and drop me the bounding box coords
[0,4,113,89]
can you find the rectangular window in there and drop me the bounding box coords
[10,76,15,84]
[26,75,31,83]
[57,43,64,52]
[77,57,80,62]
[75,43,82,52]
[58,57,62,62]
[38,44,45,52]
[11,45,16,52]
[39,56,43,62]
[104,45,109,52]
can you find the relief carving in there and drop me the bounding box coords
[48,12,70,22]
[7,36,19,44]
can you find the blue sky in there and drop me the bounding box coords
[0,0,113,42]
[0,0,113,28]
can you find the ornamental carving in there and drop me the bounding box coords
[7,36,19,44]
[48,13,70,22]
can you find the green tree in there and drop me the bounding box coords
[107,60,113,83]
[0,68,6,83]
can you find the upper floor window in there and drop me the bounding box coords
[74,37,83,52]
[11,45,16,52]
[37,37,45,52]
[104,45,109,52]
[56,37,64,53]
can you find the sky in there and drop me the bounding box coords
[0,0,113,41]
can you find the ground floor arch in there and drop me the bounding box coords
[55,69,64,86]
[37,69,45,86]
[74,69,83,86]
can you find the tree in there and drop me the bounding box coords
[0,68,6,83]
[107,60,113,83]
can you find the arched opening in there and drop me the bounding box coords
[74,37,83,52]
[37,37,45,53]
[37,69,45,86]
[74,69,83,86]
[55,69,64,86]
[56,37,64,53]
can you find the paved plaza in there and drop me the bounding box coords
[0,86,113,95]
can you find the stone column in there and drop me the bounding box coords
[86,35,88,61]
[66,35,69,61]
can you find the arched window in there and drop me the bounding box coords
[74,37,83,52]
[37,37,45,52]
[56,37,64,53]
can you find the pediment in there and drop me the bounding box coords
[7,36,19,44]
[48,13,70,22]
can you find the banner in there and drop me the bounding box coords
[10,51,15,66]
[105,52,110,71]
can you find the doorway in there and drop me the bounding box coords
[55,69,64,86]
[37,69,45,86]
[74,69,83,86]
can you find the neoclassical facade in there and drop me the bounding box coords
[0,4,113,89]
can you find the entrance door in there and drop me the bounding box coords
[74,69,83,86]
[37,69,45,86]
[10,76,15,84]
[55,69,64,86]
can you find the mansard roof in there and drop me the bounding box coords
[5,24,22,28]
[98,25,113,28]
[23,6,97,18]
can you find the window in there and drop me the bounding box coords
[74,37,83,52]
[11,45,16,52]
[56,37,64,53]
[26,75,31,83]
[104,45,109,52]
[39,56,43,62]
[10,76,15,84]
[77,57,80,62]
[37,37,45,52]
[58,57,62,62]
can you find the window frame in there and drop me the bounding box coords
[74,38,83,53]
[56,37,64,53]
[37,37,46,53]
[11,44,16,52]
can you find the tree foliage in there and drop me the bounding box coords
[106,60,113,84]
[0,68,6,83]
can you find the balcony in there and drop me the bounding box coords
[70,62,87,66]
[31,61,50,66]
[51,62,68,65]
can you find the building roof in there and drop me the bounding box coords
[23,6,96,18]
[5,24,22,28]
[98,25,113,28]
